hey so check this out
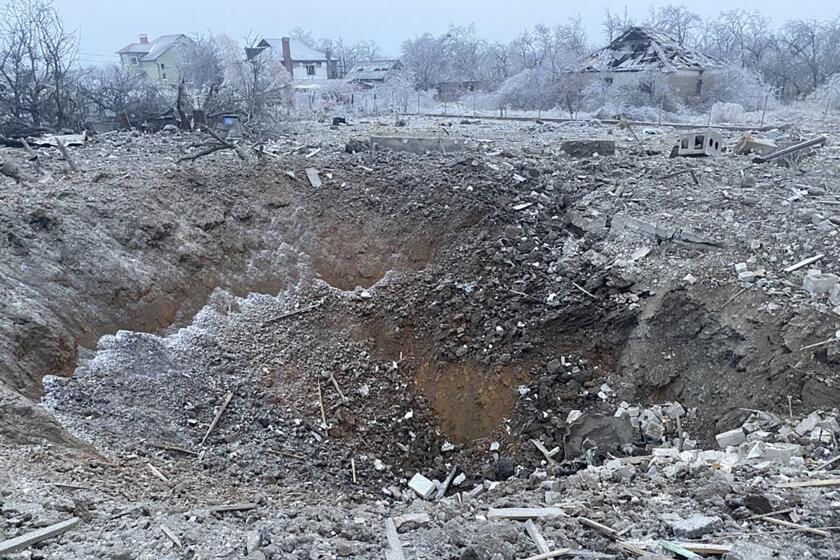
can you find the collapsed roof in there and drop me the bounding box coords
[346,60,402,82]
[580,27,724,73]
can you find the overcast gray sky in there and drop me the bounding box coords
[49,0,833,66]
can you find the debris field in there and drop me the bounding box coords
[1,116,840,559]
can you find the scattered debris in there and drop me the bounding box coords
[561,139,616,158]
[753,135,827,164]
[0,518,81,555]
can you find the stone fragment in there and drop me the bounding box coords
[795,412,821,436]
[394,513,431,530]
[246,531,261,554]
[563,413,633,459]
[724,541,777,560]
[715,428,746,448]
[661,513,722,538]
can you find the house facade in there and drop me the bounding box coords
[578,27,725,100]
[117,34,193,85]
[246,37,338,81]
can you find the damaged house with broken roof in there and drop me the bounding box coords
[246,37,339,81]
[578,27,725,102]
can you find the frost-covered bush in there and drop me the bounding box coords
[710,102,745,123]
[582,70,684,118]
[496,69,557,110]
[807,74,840,112]
[703,65,775,111]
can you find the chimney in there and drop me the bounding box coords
[281,37,293,77]
[139,34,149,44]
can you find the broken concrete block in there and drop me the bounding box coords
[561,139,616,158]
[408,473,436,500]
[803,270,839,296]
[715,428,746,449]
[652,447,681,459]
[643,417,666,441]
[661,513,722,538]
[761,443,804,463]
[564,209,608,235]
[675,130,723,157]
[817,416,840,434]
[808,428,833,443]
[734,133,777,157]
[394,513,430,530]
[563,413,633,459]
[566,410,583,424]
[795,412,821,436]
[830,284,840,307]
[665,402,686,419]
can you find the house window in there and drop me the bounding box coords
[696,77,703,95]
[160,63,167,81]
[306,65,316,76]
[130,56,139,65]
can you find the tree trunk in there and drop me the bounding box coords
[176,79,190,130]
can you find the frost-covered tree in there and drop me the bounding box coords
[0,0,78,129]
[218,34,291,120]
[647,4,702,46]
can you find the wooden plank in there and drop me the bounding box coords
[160,524,182,549]
[531,440,559,461]
[384,517,405,560]
[659,541,701,559]
[51,482,90,490]
[676,542,732,555]
[615,542,648,557]
[784,254,824,273]
[436,466,459,500]
[201,391,233,445]
[578,517,619,538]
[521,549,572,560]
[488,508,564,520]
[525,519,551,554]
[0,518,81,555]
[745,507,795,520]
[208,502,258,513]
[778,479,840,489]
[147,463,169,483]
[148,441,199,456]
[760,516,830,537]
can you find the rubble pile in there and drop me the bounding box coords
[1,116,840,558]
